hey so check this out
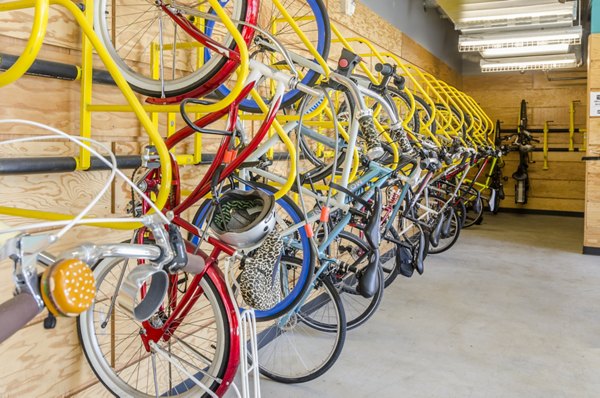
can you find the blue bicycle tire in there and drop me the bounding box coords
[190,182,314,320]
[206,0,330,112]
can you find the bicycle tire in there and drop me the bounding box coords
[190,182,314,321]
[380,224,402,287]
[296,86,352,183]
[326,231,384,331]
[391,196,431,281]
[78,255,235,397]
[256,265,346,384]
[428,202,461,254]
[94,0,249,98]
[462,188,484,228]
[215,0,331,112]
[454,198,467,229]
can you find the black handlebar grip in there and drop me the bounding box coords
[375,63,394,76]
[0,293,42,344]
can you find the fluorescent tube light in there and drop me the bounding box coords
[456,1,577,32]
[480,53,579,73]
[459,26,582,52]
[481,43,570,58]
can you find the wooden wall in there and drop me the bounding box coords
[463,71,587,213]
[584,34,600,250]
[0,1,461,397]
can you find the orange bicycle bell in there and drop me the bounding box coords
[40,259,96,317]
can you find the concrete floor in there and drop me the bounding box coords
[251,213,600,398]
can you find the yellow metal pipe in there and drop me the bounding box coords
[150,43,160,132]
[78,0,94,170]
[543,121,549,170]
[249,89,296,200]
[331,25,378,84]
[0,206,139,230]
[0,0,249,229]
[272,0,330,78]
[0,0,48,87]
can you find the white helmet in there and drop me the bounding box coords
[209,189,276,249]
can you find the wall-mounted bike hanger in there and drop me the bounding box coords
[0,0,249,229]
[0,52,115,85]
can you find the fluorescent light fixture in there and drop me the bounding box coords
[456,1,577,32]
[459,26,582,52]
[480,53,579,73]
[481,43,570,58]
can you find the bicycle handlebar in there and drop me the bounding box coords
[0,293,42,344]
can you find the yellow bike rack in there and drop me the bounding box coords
[543,121,550,170]
[0,0,249,229]
[0,0,48,87]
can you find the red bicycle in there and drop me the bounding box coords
[75,50,344,394]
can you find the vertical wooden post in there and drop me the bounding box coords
[569,101,575,151]
[584,29,600,253]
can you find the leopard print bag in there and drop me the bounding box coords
[239,230,284,310]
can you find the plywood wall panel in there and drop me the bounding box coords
[501,160,585,181]
[501,197,584,213]
[0,6,79,51]
[464,69,586,214]
[0,318,104,397]
[0,1,468,395]
[462,73,533,93]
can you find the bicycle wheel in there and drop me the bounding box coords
[296,87,351,183]
[256,263,346,383]
[462,187,483,228]
[380,226,400,287]
[427,204,461,254]
[215,0,331,112]
[393,197,430,280]
[455,198,467,229]
[378,184,410,287]
[327,231,384,330]
[78,256,235,397]
[94,0,249,98]
[190,182,314,321]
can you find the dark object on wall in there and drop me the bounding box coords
[0,53,115,85]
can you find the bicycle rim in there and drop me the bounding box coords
[462,191,483,228]
[328,231,384,330]
[78,257,232,397]
[190,182,314,320]
[428,206,461,254]
[94,0,247,97]
[216,0,330,112]
[297,87,351,183]
[256,270,346,383]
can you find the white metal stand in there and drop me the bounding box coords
[224,255,262,398]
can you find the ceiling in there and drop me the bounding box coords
[427,0,586,73]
